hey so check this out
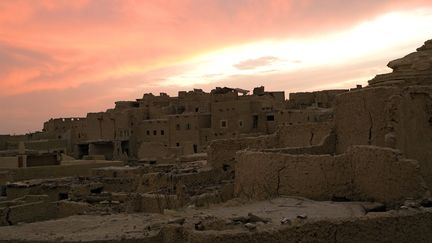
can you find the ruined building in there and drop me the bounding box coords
[1,85,342,167]
[0,40,431,242]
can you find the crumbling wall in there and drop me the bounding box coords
[389,86,432,190]
[0,195,89,226]
[24,139,68,152]
[277,122,333,147]
[207,122,333,173]
[3,160,122,182]
[89,143,114,160]
[335,85,432,190]
[263,132,336,155]
[335,87,398,153]
[235,145,429,206]
[207,134,278,173]
[347,146,429,204]
[234,152,349,201]
[137,169,222,194]
[26,154,59,167]
[137,142,179,161]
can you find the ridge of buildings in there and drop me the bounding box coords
[0,86,348,164]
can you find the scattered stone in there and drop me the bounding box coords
[231,215,249,223]
[420,198,432,207]
[187,204,196,209]
[297,214,307,219]
[362,203,386,213]
[194,221,204,231]
[168,218,185,225]
[403,199,420,208]
[248,213,270,223]
[256,221,265,226]
[280,217,291,225]
[244,223,256,230]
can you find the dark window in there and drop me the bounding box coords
[161,130,165,135]
[58,192,69,200]
[221,120,227,128]
[146,130,150,135]
[222,164,230,171]
[186,123,191,130]
[193,144,198,153]
[238,120,243,127]
[253,115,258,129]
[176,124,181,130]
[18,156,23,168]
[91,187,103,194]
[176,142,180,147]
[153,130,157,135]
[267,115,275,121]
[195,107,199,112]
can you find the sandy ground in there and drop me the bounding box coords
[0,197,380,242]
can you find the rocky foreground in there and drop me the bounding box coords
[0,197,431,243]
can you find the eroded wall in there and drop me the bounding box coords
[390,86,432,189]
[335,86,432,190]
[335,87,397,153]
[207,122,333,173]
[234,145,428,206]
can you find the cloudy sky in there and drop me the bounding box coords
[1,0,432,134]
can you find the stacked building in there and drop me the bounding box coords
[1,86,346,166]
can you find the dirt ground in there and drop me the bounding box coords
[1,196,428,242]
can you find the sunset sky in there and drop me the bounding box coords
[1,0,432,134]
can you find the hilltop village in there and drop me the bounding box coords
[1,85,342,165]
[0,40,431,242]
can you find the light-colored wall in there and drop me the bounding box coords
[335,87,397,153]
[235,146,428,207]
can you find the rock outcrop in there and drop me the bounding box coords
[369,39,432,87]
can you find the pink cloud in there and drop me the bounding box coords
[1,0,432,133]
[234,56,280,70]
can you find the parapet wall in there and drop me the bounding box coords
[277,122,333,147]
[207,134,279,173]
[0,160,123,184]
[235,145,429,206]
[207,122,333,173]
